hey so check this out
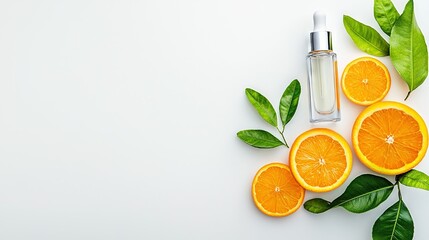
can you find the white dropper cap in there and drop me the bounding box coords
[310,11,332,51]
[313,11,327,32]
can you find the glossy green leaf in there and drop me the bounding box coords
[237,130,284,148]
[343,15,390,56]
[279,79,301,127]
[399,169,429,191]
[304,198,331,214]
[330,174,394,213]
[372,200,414,240]
[390,0,428,100]
[374,0,400,36]
[245,88,277,127]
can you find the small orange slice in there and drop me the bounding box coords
[352,101,428,175]
[341,56,391,105]
[289,128,353,192]
[252,163,305,217]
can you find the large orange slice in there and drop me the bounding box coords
[289,128,353,192]
[252,163,305,217]
[352,101,428,175]
[341,56,391,106]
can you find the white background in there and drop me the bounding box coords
[0,0,428,239]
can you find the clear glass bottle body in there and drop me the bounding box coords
[306,50,340,123]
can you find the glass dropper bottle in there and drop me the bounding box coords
[306,11,341,123]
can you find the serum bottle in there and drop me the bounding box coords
[306,12,340,123]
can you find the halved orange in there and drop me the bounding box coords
[252,163,305,217]
[341,56,391,105]
[352,101,428,175]
[289,128,353,192]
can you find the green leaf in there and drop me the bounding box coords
[279,79,301,127]
[245,88,278,127]
[304,198,331,214]
[304,175,395,215]
[237,130,284,148]
[399,169,429,191]
[390,0,428,100]
[330,174,394,213]
[343,15,390,56]
[372,200,414,240]
[374,0,400,36]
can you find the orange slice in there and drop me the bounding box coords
[252,163,305,217]
[289,128,353,192]
[352,101,428,175]
[341,56,391,105]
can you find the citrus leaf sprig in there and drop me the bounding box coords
[343,0,428,100]
[304,169,429,240]
[237,79,301,149]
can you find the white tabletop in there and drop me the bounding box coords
[0,0,428,239]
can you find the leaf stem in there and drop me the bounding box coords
[277,127,289,148]
[404,91,411,101]
[397,182,402,200]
